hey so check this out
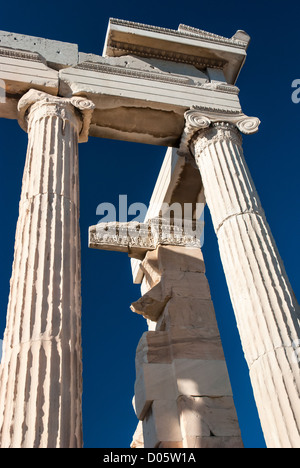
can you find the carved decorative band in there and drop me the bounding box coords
[76,61,192,86]
[26,101,81,133]
[89,218,203,259]
[0,46,45,63]
[109,18,249,49]
[77,62,239,95]
[107,40,226,69]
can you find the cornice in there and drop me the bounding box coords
[109,18,249,49]
[76,61,241,97]
[76,61,193,85]
[105,19,250,84]
[105,40,226,70]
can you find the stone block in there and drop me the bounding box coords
[161,271,211,299]
[60,62,241,146]
[156,441,184,448]
[146,331,172,364]
[141,275,160,297]
[141,250,160,290]
[135,332,150,368]
[178,395,241,438]
[130,282,170,321]
[143,400,182,448]
[104,19,249,85]
[135,331,172,365]
[0,52,58,91]
[134,363,177,420]
[157,245,205,273]
[132,270,212,322]
[163,297,219,331]
[183,436,243,448]
[169,328,225,360]
[0,30,78,68]
[174,359,232,397]
[0,48,59,120]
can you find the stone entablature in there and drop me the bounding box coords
[0,19,247,145]
[104,18,250,84]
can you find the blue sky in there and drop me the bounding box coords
[0,0,299,449]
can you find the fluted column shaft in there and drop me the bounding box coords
[190,121,300,448]
[0,90,94,448]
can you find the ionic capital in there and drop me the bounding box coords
[18,89,95,142]
[178,106,260,156]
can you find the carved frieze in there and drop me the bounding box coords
[89,218,203,260]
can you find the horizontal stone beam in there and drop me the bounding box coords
[0,47,59,120]
[89,219,203,260]
[59,57,241,146]
[0,19,248,146]
[0,30,78,69]
[104,19,250,85]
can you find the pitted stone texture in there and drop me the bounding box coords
[0,30,78,69]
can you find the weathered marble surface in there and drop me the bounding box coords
[188,115,300,448]
[131,245,243,448]
[0,19,247,145]
[0,90,94,448]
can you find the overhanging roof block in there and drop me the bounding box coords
[103,19,250,84]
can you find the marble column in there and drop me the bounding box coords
[0,90,94,448]
[182,109,300,448]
